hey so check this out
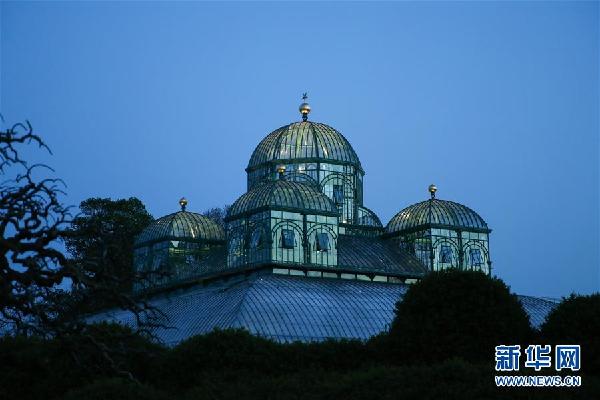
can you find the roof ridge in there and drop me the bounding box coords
[228,276,259,328]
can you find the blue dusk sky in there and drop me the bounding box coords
[1,2,598,298]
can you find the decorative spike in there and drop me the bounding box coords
[179,197,188,211]
[299,92,311,121]
[428,184,437,199]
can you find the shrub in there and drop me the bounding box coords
[0,323,164,400]
[62,378,170,400]
[540,293,600,375]
[154,329,284,392]
[387,269,533,364]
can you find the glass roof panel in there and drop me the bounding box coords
[93,274,556,345]
[135,211,225,246]
[248,121,361,170]
[386,199,489,233]
[227,179,338,220]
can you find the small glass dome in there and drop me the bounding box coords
[387,198,489,234]
[227,179,338,221]
[135,211,225,246]
[247,121,362,171]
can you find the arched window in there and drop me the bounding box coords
[468,248,483,267]
[315,232,330,252]
[281,229,296,249]
[250,228,265,249]
[440,244,453,264]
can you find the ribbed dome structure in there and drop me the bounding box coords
[135,211,225,246]
[247,121,361,171]
[387,199,490,234]
[227,179,338,220]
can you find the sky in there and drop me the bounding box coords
[1,1,598,298]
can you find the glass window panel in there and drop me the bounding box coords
[440,244,453,264]
[469,248,483,266]
[273,268,289,275]
[250,229,263,248]
[315,232,329,252]
[281,229,296,249]
[333,185,344,204]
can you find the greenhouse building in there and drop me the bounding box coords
[101,96,557,344]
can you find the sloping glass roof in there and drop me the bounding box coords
[518,295,560,329]
[93,274,557,345]
[357,206,383,228]
[227,179,338,220]
[135,211,225,246]
[337,235,428,277]
[387,198,489,234]
[247,121,362,171]
[135,246,229,293]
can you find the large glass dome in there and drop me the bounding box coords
[386,198,490,234]
[245,114,366,224]
[227,179,338,221]
[247,121,362,172]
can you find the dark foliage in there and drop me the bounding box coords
[202,205,230,230]
[387,269,533,364]
[0,323,165,400]
[65,197,153,297]
[179,358,600,400]
[0,121,166,390]
[540,293,600,375]
[62,378,170,400]
[155,329,284,393]
[3,309,600,399]
[56,322,166,382]
[0,121,73,334]
[155,329,374,394]
[282,337,375,372]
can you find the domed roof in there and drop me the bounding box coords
[227,179,339,220]
[386,198,490,234]
[135,211,225,246]
[247,121,362,171]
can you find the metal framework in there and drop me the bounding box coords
[133,210,226,291]
[385,195,492,274]
[226,179,341,269]
[227,179,339,220]
[245,121,369,225]
[131,98,491,294]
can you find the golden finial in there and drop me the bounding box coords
[277,164,286,179]
[428,184,437,199]
[299,92,311,121]
[179,197,188,211]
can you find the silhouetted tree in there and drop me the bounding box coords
[65,197,153,297]
[387,269,533,364]
[0,323,166,399]
[540,293,600,375]
[62,378,170,400]
[0,121,73,334]
[202,205,230,230]
[0,121,164,385]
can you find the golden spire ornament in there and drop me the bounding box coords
[179,197,188,211]
[299,92,311,121]
[428,184,437,199]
